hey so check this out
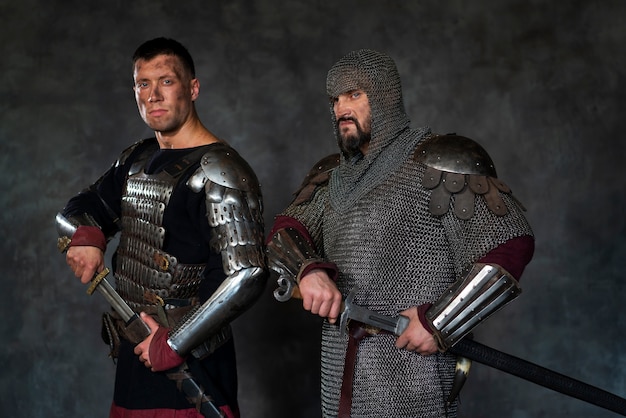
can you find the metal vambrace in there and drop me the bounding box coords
[266,227,326,302]
[425,263,521,351]
[167,265,267,357]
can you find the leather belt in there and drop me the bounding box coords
[338,321,389,418]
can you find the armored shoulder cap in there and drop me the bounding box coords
[414,134,519,219]
[187,143,261,195]
[292,153,341,205]
[414,134,497,177]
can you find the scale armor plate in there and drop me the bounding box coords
[167,144,268,356]
[416,134,525,220]
[116,171,205,308]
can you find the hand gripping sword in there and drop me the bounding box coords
[355,296,626,416]
[85,268,224,418]
[276,281,626,416]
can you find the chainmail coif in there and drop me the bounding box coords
[326,49,429,211]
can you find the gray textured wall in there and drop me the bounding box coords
[1,1,625,417]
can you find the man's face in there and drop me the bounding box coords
[332,90,371,158]
[133,54,198,133]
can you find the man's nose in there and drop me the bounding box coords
[148,86,162,102]
[334,97,351,118]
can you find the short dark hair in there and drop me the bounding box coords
[132,37,196,78]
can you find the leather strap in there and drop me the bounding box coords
[338,322,385,418]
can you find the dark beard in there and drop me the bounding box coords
[336,117,371,160]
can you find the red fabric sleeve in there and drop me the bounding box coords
[68,225,107,252]
[148,326,186,372]
[220,405,239,418]
[266,215,315,245]
[478,235,535,280]
[417,303,434,333]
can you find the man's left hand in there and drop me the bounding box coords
[133,312,185,371]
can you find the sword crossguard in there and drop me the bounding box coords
[339,287,359,338]
[339,286,410,338]
[87,267,110,295]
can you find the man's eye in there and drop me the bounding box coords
[163,79,172,85]
[352,92,361,98]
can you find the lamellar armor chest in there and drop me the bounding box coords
[115,157,206,311]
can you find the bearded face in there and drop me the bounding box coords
[336,115,371,159]
[332,90,372,159]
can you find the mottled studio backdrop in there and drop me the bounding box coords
[1,1,625,417]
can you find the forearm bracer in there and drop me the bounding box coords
[426,263,521,350]
[266,226,327,301]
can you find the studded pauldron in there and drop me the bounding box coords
[186,144,266,276]
[415,134,519,220]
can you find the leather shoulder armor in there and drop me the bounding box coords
[292,153,340,205]
[414,134,518,219]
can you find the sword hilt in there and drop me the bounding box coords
[86,268,110,295]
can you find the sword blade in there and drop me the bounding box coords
[86,268,151,340]
[88,268,134,321]
[350,303,626,416]
[450,339,626,416]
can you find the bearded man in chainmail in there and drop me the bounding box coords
[56,38,267,418]
[266,49,534,417]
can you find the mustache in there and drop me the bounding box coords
[336,116,358,127]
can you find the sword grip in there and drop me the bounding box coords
[284,285,347,312]
[124,313,152,342]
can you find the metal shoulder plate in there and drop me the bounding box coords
[187,143,261,195]
[415,134,497,176]
[186,144,266,276]
[426,262,521,351]
[414,134,514,219]
[292,154,340,205]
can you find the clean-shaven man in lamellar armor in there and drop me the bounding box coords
[56,38,267,418]
[267,49,535,418]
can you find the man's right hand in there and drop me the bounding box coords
[66,246,105,284]
[299,268,343,324]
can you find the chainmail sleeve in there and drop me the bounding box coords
[167,144,268,357]
[266,154,339,300]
